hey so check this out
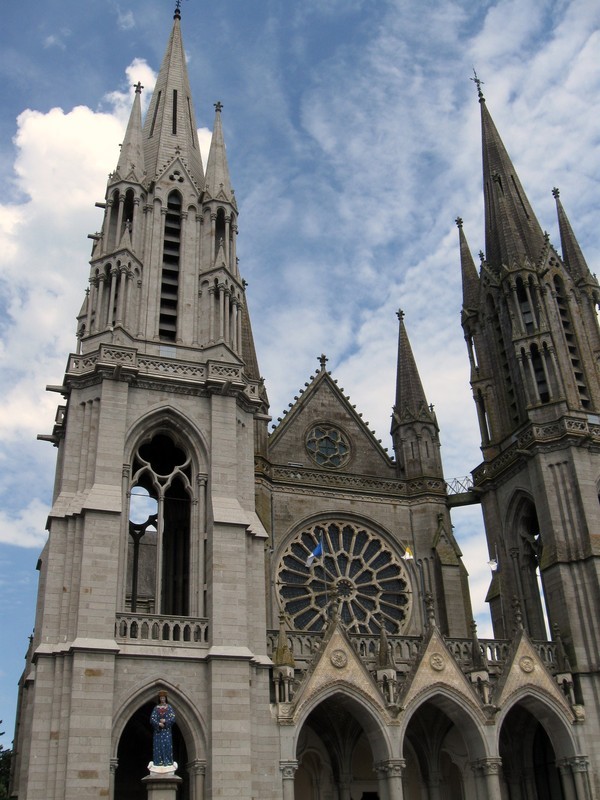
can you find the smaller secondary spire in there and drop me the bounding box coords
[457,218,480,312]
[204,101,236,206]
[553,187,593,282]
[114,82,145,181]
[470,68,485,102]
[393,312,430,418]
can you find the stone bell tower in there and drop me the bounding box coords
[459,79,600,770]
[11,7,277,800]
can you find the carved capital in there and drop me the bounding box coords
[280,760,298,780]
[472,757,503,776]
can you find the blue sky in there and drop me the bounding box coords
[1,0,599,740]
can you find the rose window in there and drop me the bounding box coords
[305,424,351,468]
[277,520,412,634]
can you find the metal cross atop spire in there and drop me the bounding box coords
[214,101,223,113]
[470,68,485,101]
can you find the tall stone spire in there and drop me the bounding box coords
[142,6,204,189]
[393,310,429,417]
[478,88,546,270]
[457,217,480,315]
[391,311,442,479]
[552,187,593,283]
[114,82,145,183]
[204,102,236,207]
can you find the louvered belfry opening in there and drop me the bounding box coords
[159,190,182,341]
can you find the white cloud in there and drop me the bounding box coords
[0,498,48,548]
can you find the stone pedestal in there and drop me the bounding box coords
[142,772,183,800]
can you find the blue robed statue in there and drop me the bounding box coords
[150,691,176,769]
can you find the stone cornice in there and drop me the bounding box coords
[474,414,600,488]
[65,344,264,410]
[255,465,448,501]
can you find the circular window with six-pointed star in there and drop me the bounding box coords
[305,424,351,468]
[277,520,412,634]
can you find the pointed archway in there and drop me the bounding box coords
[403,699,474,799]
[500,703,563,800]
[114,701,189,800]
[294,691,391,800]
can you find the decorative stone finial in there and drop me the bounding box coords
[319,354,328,371]
[470,68,485,101]
[552,187,560,199]
[455,216,463,228]
[214,101,223,113]
[174,0,182,20]
[133,81,144,95]
[396,309,405,321]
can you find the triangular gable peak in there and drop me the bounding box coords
[154,154,202,195]
[398,626,486,720]
[269,366,394,476]
[492,630,576,720]
[282,614,394,726]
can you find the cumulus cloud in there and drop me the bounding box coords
[0,61,162,548]
[0,499,48,548]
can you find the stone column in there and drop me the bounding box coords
[373,764,390,800]
[280,760,298,800]
[142,772,183,800]
[385,759,405,800]
[571,757,591,800]
[339,771,352,800]
[427,771,442,800]
[109,758,118,800]
[472,758,503,800]
[375,759,404,800]
[557,760,577,800]
[218,283,225,341]
[187,760,206,800]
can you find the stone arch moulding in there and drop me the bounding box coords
[400,686,490,762]
[287,684,396,766]
[111,679,207,763]
[124,404,210,471]
[495,685,580,762]
[504,488,538,535]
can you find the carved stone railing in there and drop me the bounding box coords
[115,613,209,646]
[267,630,558,675]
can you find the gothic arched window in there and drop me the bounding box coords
[512,498,549,639]
[127,433,192,616]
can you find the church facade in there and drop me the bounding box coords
[9,9,600,800]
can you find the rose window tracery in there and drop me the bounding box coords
[277,520,412,634]
[305,424,351,468]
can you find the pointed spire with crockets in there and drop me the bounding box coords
[552,187,594,283]
[476,74,546,270]
[457,217,480,315]
[391,311,442,479]
[204,101,236,208]
[142,6,204,189]
[114,82,146,183]
[393,310,431,421]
